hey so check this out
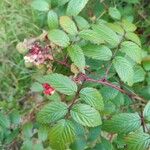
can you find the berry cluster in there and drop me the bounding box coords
[24,42,53,66]
[42,83,55,95]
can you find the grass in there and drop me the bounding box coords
[0,0,39,102]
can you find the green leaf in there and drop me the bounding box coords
[103,113,141,134]
[71,104,102,127]
[70,138,87,150]
[79,29,105,44]
[47,92,61,102]
[107,23,124,35]
[60,16,78,35]
[74,16,90,30]
[48,29,70,47]
[111,92,124,107]
[0,112,10,128]
[37,102,68,124]
[87,126,101,143]
[51,0,70,6]
[80,87,104,111]
[5,129,19,144]
[101,85,119,100]
[143,61,150,71]
[38,125,48,141]
[33,143,44,150]
[47,10,58,29]
[22,122,33,138]
[133,66,145,83]
[49,119,76,150]
[38,73,77,95]
[68,45,85,72]
[120,41,142,63]
[21,140,32,150]
[31,0,49,11]
[108,7,121,20]
[103,101,116,115]
[9,110,21,125]
[94,137,114,150]
[122,19,137,32]
[143,101,150,122]
[125,131,150,150]
[113,56,134,85]
[67,0,89,16]
[92,24,120,47]
[82,43,112,61]
[125,32,141,46]
[31,82,43,92]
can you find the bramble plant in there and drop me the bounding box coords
[1,0,150,150]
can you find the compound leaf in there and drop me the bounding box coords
[60,16,78,35]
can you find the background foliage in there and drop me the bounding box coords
[0,0,150,150]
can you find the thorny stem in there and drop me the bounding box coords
[139,106,149,133]
[55,59,146,103]
[85,76,146,103]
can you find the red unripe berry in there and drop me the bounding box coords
[42,83,55,95]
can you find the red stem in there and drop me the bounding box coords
[54,60,146,103]
[85,76,146,103]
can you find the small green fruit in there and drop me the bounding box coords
[16,42,28,54]
[25,62,33,68]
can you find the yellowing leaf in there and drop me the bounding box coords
[125,32,141,46]
[60,16,78,35]
[122,19,137,32]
